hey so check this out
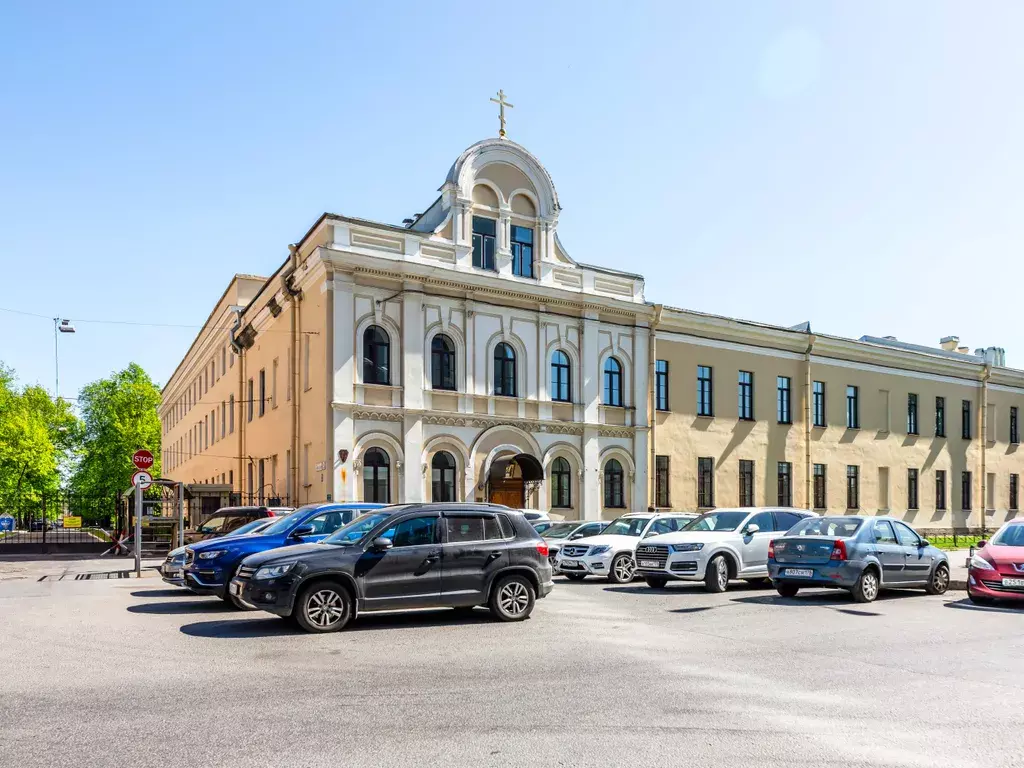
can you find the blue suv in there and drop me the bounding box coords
[183,502,386,607]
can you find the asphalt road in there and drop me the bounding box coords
[0,566,1021,768]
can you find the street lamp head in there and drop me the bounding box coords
[57,319,76,333]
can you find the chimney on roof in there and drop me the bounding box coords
[957,346,970,354]
[882,335,897,341]
[939,336,959,352]
[975,347,1006,367]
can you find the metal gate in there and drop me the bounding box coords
[0,491,122,555]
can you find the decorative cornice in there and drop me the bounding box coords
[351,408,405,423]
[598,426,636,439]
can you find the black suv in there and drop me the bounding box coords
[230,504,554,633]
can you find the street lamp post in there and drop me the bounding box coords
[53,317,76,401]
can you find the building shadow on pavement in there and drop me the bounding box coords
[129,589,193,598]
[943,597,1024,615]
[603,581,768,596]
[179,608,497,638]
[180,618,297,639]
[127,600,235,615]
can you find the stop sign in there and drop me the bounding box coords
[132,450,154,470]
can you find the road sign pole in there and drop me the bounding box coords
[134,480,142,577]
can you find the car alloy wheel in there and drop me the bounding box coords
[704,554,729,593]
[305,588,346,629]
[927,564,950,595]
[852,569,879,603]
[609,554,635,583]
[498,581,530,618]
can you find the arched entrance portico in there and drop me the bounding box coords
[487,453,544,508]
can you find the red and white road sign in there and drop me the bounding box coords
[131,470,153,490]
[132,450,154,470]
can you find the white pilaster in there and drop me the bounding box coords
[332,408,356,502]
[582,426,601,520]
[581,312,601,424]
[332,275,355,404]
[633,429,649,512]
[403,415,424,502]
[402,284,424,411]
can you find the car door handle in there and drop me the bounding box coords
[485,550,502,564]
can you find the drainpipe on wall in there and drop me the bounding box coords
[229,307,245,500]
[648,304,663,509]
[324,266,334,501]
[284,245,303,506]
[803,335,816,510]
[980,364,990,535]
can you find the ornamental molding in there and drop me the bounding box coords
[598,426,636,438]
[351,408,405,423]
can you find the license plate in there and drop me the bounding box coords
[785,568,814,578]
[639,560,661,569]
[560,559,580,570]
[229,580,243,596]
[1002,577,1024,588]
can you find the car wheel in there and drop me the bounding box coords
[851,568,880,603]
[489,574,536,622]
[293,581,352,633]
[926,563,950,595]
[703,554,729,593]
[608,554,636,584]
[563,573,587,582]
[644,576,668,589]
[775,583,800,598]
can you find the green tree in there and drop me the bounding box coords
[71,363,162,497]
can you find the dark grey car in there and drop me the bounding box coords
[768,515,951,603]
[232,504,554,632]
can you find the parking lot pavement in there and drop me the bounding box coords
[0,574,1021,768]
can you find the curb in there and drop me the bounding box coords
[949,579,968,591]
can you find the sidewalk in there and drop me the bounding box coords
[0,555,164,582]
[945,549,971,590]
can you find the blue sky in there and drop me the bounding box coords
[1,2,1022,400]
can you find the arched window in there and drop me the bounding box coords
[363,448,390,503]
[603,357,623,406]
[431,451,456,502]
[430,334,456,390]
[551,457,571,508]
[604,459,625,508]
[362,326,390,385]
[494,342,517,397]
[551,350,571,402]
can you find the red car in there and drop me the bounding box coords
[968,521,1024,605]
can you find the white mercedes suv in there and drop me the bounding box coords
[554,512,697,583]
[635,507,815,592]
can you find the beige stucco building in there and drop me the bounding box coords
[160,135,1024,532]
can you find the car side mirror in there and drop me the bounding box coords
[371,536,393,552]
[291,524,315,538]
[744,523,760,536]
[569,533,583,540]
[919,539,930,547]
[977,540,988,548]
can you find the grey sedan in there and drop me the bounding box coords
[768,515,950,603]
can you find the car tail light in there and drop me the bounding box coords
[536,541,549,557]
[768,540,775,559]
[830,539,848,561]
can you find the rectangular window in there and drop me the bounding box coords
[697,457,715,508]
[247,378,254,422]
[935,396,945,437]
[812,381,825,427]
[221,345,226,375]
[961,471,972,510]
[847,465,860,510]
[935,470,947,511]
[247,464,254,501]
[908,468,919,510]
[846,385,859,429]
[303,335,311,391]
[229,349,234,368]
[739,459,755,507]
[777,462,792,507]
[272,358,279,409]
[220,402,226,438]
[259,369,266,417]
[229,469,233,487]
[962,399,972,440]
[776,376,792,424]
[696,365,713,416]
[655,455,670,508]
[813,463,827,509]
[258,459,265,504]
[1011,474,1019,512]
[229,394,235,434]
[655,360,669,411]
[907,393,918,435]
[1012,406,1019,445]
[510,225,533,278]
[471,216,496,271]
[738,371,753,420]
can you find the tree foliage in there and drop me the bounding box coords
[71,363,162,496]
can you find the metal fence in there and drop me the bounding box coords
[0,491,123,554]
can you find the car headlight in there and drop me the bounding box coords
[254,563,295,580]
[197,550,225,560]
[672,543,704,553]
[970,553,996,572]
[589,545,610,556]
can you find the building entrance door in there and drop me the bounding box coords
[489,480,525,507]
[486,453,543,509]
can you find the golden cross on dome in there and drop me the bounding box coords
[490,89,514,138]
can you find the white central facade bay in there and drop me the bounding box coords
[324,138,651,519]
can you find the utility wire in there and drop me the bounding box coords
[0,306,319,334]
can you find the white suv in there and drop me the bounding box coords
[636,507,815,592]
[554,512,697,583]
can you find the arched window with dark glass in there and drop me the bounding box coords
[494,342,517,397]
[363,448,390,503]
[603,357,623,406]
[551,350,571,402]
[551,457,571,508]
[430,334,456,390]
[604,459,625,508]
[362,325,390,385]
[431,451,456,502]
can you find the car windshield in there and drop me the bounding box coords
[682,511,749,532]
[323,512,394,545]
[992,525,1024,547]
[229,518,280,536]
[259,504,324,536]
[788,517,863,537]
[601,517,652,537]
[542,523,579,539]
